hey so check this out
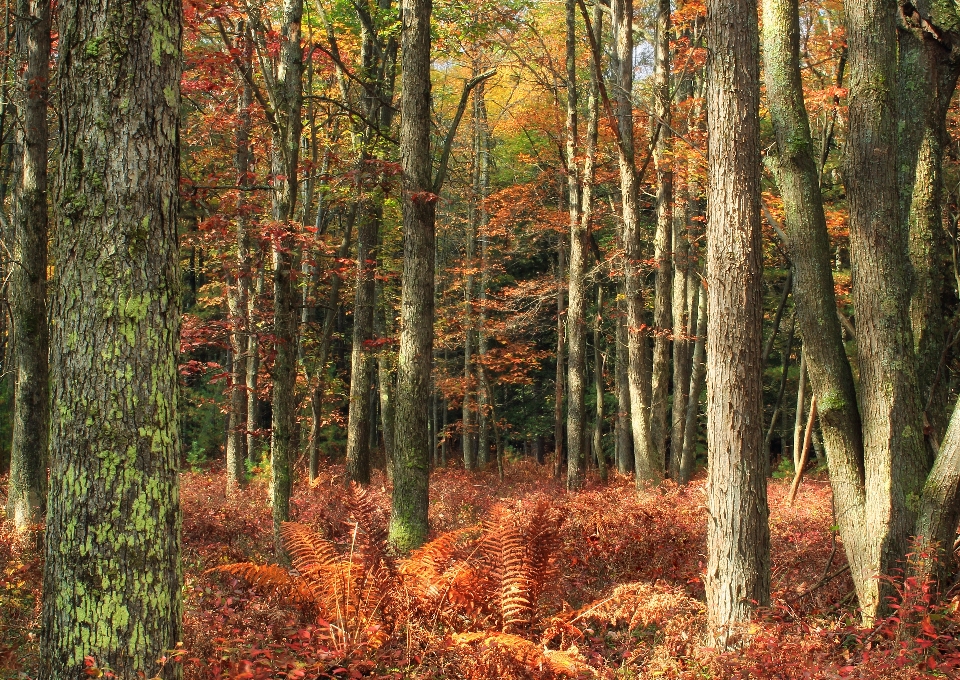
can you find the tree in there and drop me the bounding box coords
[40,0,182,676]
[267,0,304,555]
[5,0,50,529]
[704,0,770,646]
[610,0,659,486]
[389,0,436,551]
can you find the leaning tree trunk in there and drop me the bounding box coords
[650,0,673,465]
[40,1,182,676]
[389,0,434,552]
[761,0,872,613]
[704,0,770,646]
[6,0,50,529]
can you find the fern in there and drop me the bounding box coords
[205,562,313,604]
[451,631,591,679]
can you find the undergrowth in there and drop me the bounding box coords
[2,463,960,679]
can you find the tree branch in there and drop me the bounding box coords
[432,69,497,193]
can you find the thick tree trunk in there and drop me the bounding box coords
[389,0,434,551]
[612,0,659,486]
[705,0,770,645]
[845,0,928,620]
[762,0,872,613]
[41,1,182,676]
[897,19,960,445]
[650,0,673,466]
[269,0,304,558]
[6,0,50,529]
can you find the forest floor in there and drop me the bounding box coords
[2,460,960,679]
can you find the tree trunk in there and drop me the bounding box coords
[564,0,586,491]
[594,286,607,483]
[553,237,567,479]
[845,0,928,620]
[679,281,706,483]
[6,0,50,529]
[650,0,673,466]
[269,0,304,558]
[41,1,182,676]
[346,206,378,484]
[704,0,770,645]
[476,83,492,468]
[225,36,253,493]
[762,0,872,614]
[246,252,265,467]
[389,0,434,551]
[615,297,633,474]
[612,0,659,486]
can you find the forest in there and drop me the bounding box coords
[3,0,960,677]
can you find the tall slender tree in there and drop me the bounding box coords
[6,0,50,528]
[40,0,182,676]
[268,0,304,554]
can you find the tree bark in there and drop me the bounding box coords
[346,206,378,484]
[679,280,706,483]
[269,0,304,558]
[564,0,586,490]
[705,0,770,645]
[650,0,673,466]
[615,296,633,474]
[845,0,928,619]
[762,0,872,613]
[6,0,50,529]
[389,0,434,551]
[225,33,253,493]
[41,0,182,675]
[612,0,659,486]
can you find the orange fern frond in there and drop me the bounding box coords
[280,522,337,581]
[204,562,314,604]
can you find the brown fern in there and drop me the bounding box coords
[451,631,591,679]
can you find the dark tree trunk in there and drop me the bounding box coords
[705,0,770,645]
[269,0,304,558]
[650,0,673,466]
[6,0,50,528]
[41,1,182,676]
[389,0,434,551]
